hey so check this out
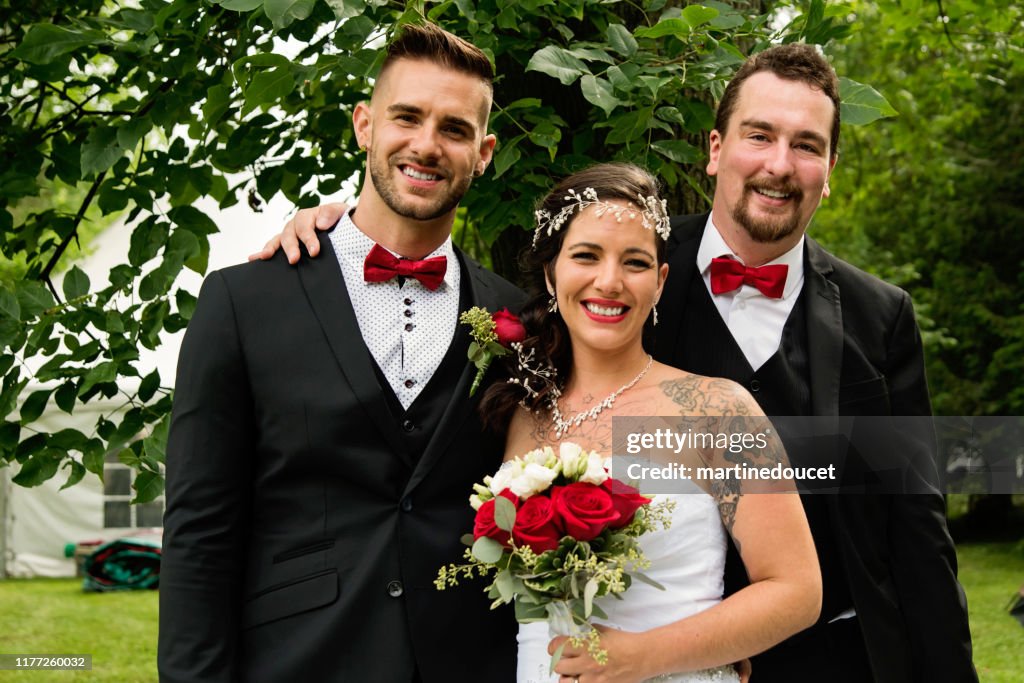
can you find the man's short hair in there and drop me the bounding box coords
[715,43,841,158]
[380,22,493,90]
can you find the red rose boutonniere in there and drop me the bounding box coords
[460,306,526,396]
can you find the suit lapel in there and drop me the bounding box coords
[404,252,498,496]
[804,238,843,421]
[655,214,706,363]
[298,233,413,466]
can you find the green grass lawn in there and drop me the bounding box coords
[0,578,158,681]
[957,541,1024,682]
[0,538,1021,681]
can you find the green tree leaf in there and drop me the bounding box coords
[526,46,590,86]
[62,266,90,301]
[607,24,638,58]
[580,75,620,117]
[840,77,898,125]
[81,127,123,177]
[15,281,56,320]
[10,24,106,65]
[651,139,703,164]
[132,469,165,504]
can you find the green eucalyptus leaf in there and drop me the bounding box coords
[494,495,517,532]
[471,536,505,564]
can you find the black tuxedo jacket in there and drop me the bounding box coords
[158,232,523,682]
[655,214,976,683]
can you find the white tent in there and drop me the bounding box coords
[0,192,307,577]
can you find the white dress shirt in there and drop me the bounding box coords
[330,211,461,410]
[696,216,805,371]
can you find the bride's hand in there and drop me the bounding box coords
[549,624,647,683]
[247,202,349,264]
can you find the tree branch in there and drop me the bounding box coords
[40,170,106,299]
[935,0,961,52]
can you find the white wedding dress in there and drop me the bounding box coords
[516,476,740,683]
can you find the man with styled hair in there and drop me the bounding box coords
[159,22,521,682]
[263,41,976,682]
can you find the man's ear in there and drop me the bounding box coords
[353,101,372,150]
[706,129,722,176]
[476,133,497,177]
[822,152,838,199]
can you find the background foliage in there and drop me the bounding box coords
[814,0,1024,417]
[0,0,974,498]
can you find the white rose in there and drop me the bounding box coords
[579,450,609,485]
[558,442,587,479]
[469,494,484,511]
[489,461,520,495]
[509,462,558,498]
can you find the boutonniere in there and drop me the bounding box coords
[460,306,526,396]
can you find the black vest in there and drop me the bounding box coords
[670,270,854,621]
[369,268,473,466]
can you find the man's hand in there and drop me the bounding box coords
[248,202,350,264]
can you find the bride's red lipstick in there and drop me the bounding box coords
[580,298,629,323]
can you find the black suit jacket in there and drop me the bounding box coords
[655,214,976,683]
[158,232,523,682]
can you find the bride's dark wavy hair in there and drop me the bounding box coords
[480,162,668,434]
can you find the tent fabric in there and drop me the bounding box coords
[82,537,162,592]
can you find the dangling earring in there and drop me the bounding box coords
[652,302,659,326]
[547,286,558,314]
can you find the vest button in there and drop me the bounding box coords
[404,298,413,305]
[404,379,415,389]
[402,419,415,432]
[749,379,761,392]
[405,323,414,332]
[386,580,404,598]
[401,497,413,512]
[404,309,414,317]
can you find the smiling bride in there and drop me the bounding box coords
[478,163,821,683]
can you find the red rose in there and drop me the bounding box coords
[551,483,620,541]
[512,494,563,553]
[473,489,519,546]
[492,308,526,346]
[602,479,652,529]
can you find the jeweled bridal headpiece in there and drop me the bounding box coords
[532,187,671,250]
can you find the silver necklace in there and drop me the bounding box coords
[549,355,654,438]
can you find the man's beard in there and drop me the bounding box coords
[368,151,471,221]
[731,180,804,243]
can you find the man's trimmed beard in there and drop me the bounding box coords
[732,181,804,243]
[368,150,472,221]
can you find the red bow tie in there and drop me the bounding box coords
[709,257,789,299]
[364,244,447,291]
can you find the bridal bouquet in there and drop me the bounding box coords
[435,443,674,665]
